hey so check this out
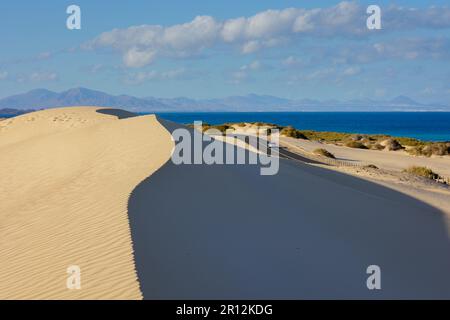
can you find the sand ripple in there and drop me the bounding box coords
[0,107,173,299]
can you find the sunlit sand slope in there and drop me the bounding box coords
[0,107,173,299]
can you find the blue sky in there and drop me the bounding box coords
[0,0,449,103]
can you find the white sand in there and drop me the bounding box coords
[0,107,173,299]
[281,136,450,178]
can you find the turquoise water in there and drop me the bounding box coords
[155,112,450,142]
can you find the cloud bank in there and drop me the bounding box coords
[86,1,450,68]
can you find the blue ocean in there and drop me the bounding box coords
[155,112,450,142]
[3,112,450,142]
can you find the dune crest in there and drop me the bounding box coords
[0,107,173,299]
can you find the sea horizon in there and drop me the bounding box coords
[154,111,450,142]
[4,111,450,142]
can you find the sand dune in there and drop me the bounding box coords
[0,107,173,299]
[129,120,450,299]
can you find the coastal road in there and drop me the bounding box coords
[233,133,324,165]
[128,118,450,299]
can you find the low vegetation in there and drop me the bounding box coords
[371,143,385,151]
[295,130,448,157]
[394,137,424,147]
[297,130,350,142]
[209,124,232,133]
[187,122,232,134]
[313,148,335,159]
[187,121,449,157]
[403,166,441,180]
[280,126,307,139]
[345,141,368,149]
[249,121,278,127]
[407,143,450,157]
[381,138,404,151]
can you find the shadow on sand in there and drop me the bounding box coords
[96,108,138,119]
[127,116,450,299]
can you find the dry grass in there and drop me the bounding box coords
[345,141,368,149]
[280,126,307,139]
[298,130,351,142]
[407,143,450,157]
[403,166,442,180]
[313,148,336,159]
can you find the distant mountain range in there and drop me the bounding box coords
[1,87,449,115]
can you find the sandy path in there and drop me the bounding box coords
[128,120,450,299]
[0,107,173,299]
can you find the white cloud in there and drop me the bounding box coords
[123,47,157,68]
[87,2,450,67]
[163,16,219,51]
[241,40,260,54]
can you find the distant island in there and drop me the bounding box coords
[0,108,35,116]
[1,87,449,114]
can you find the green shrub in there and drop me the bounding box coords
[213,125,232,133]
[249,122,277,127]
[195,123,232,134]
[298,130,350,142]
[313,148,336,159]
[395,137,424,147]
[403,166,441,180]
[280,126,307,139]
[345,141,368,149]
